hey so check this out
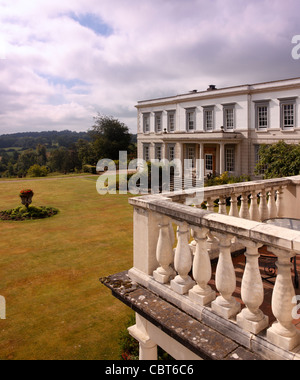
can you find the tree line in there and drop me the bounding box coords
[0,115,137,178]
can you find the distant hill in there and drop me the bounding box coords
[0,130,91,150]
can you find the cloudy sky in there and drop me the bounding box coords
[0,0,300,134]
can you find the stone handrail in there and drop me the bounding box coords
[128,176,300,354]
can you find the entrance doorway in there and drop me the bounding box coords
[204,147,216,177]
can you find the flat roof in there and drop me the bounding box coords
[137,76,300,106]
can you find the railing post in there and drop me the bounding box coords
[276,187,284,218]
[259,189,269,222]
[249,191,260,221]
[229,194,239,217]
[268,189,277,219]
[189,227,216,306]
[211,233,241,319]
[239,192,250,219]
[218,196,227,215]
[267,248,300,351]
[236,240,269,334]
[153,215,176,284]
[171,222,195,295]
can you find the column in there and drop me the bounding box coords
[128,314,158,361]
[220,143,225,174]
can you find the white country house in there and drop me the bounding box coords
[136,77,300,178]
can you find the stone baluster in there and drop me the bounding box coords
[206,197,215,212]
[171,222,195,295]
[268,189,277,219]
[236,240,269,334]
[249,191,260,221]
[276,187,284,218]
[259,189,269,222]
[211,233,241,319]
[229,194,239,217]
[189,227,216,306]
[239,192,250,219]
[153,216,176,284]
[218,196,227,215]
[267,248,300,351]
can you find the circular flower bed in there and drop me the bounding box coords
[0,205,59,221]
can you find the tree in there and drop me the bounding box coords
[89,114,132,160]
[255,141,300,179]
[27,164,48,177]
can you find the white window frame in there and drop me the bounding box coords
[203,106,214,132]
[225,146,235,173]
[143,113,150,133]
[254,100,270,130]
[143,144,150,162]
[167,144,175,162]
[186,108,196,132]
[223,104,235,131]
[279,98,297,130]
[167,111,176,132]
[155,144,162,161]
[155,112,162,133]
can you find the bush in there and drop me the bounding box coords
[0,205,59,221]
[82,165,97,174]
[205,171,251,187]
[27,164,49,178]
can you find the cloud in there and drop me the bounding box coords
[0,0,300,134]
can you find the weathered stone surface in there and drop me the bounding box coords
[101,271,264,360]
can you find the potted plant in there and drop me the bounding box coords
[19,189,34,209]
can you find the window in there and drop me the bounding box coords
[167,111,176,132]
[223,104,235,130]
[155,112,162,133]
[168,144,175,162]
[225,146,235,172]
[186,108,196,132]
[187,146,196,168]
[254,101,270,130]
[143,113,150,133]
[205,154,213,171]
[155,144,162,161]
[279,97,297,130]
[143,144,150,162]
[203,107,214,131]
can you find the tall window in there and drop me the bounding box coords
[223,104,235,130]
[167,111,176,132]
[225,146,235,172]
[280,98,297,130]
[204,107,214,131]
[186,108,196,132]
[143,144,150,162]
[155,144,162,161]
[155,112,162,133]
[143,113,150,133]
[255,101,269,130]
[168,144,175,162]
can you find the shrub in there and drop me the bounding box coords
[0,205,59,221]
[27,164,49,178]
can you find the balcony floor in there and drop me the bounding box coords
[209,249,300,331]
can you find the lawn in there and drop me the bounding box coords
[0,176,134,360]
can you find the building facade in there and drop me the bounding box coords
[136,77,300,178]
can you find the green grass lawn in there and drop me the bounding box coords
[0,176,134,360]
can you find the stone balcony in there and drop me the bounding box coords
[102,175,300,360]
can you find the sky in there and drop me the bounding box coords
[0,0,300,134]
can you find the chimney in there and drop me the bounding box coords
[207,84,217,91]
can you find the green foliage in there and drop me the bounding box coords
[205,171,251,187]
[27,164,49,178]
[255,141,300,179]
[90,114,133,161]
[0,205,59,221]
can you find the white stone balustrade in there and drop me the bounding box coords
[128,175,300,357]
